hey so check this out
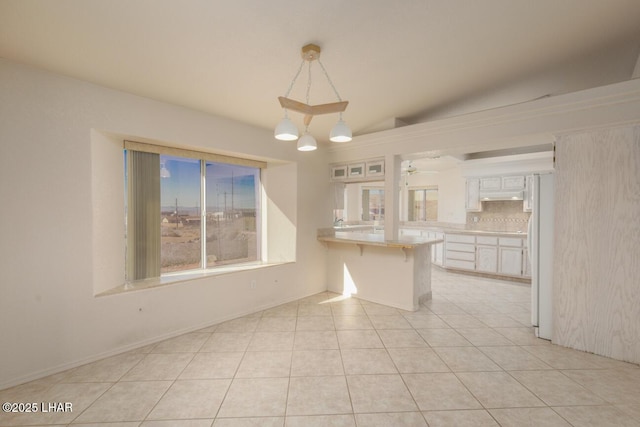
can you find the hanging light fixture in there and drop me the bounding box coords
[275,43,352,150]
[297,129,317,151]
[160,161,171,178]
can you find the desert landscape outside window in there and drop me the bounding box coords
[124,144,261,281]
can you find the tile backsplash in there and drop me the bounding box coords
[466,200,530,232]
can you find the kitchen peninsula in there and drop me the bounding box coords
[318,230,443,311]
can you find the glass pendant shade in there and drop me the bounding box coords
[274,117,299,141]
[329,119,352,142]
[297,132,317,151]
[160,163,171,178]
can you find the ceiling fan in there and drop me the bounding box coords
[404,162,418,175]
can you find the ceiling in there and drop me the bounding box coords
[1,0,640,148]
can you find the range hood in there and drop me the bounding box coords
[480,191,524,201]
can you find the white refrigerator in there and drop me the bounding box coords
[528,173,554,340]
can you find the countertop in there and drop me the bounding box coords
[407,228,527,237]
[318,232,443,249]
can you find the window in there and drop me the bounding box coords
[362,187,384,221]
[124,141,264,281]
[407,186,438,221]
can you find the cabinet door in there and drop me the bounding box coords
[465,179,482,212]
[365,160,385,177]
[476,245,498,273]
[331,165,348,181]
[348,163,365,178]
[502,175,525,190]
[480,177,502,191]
[523,175,533,212]
[499,247,523,276]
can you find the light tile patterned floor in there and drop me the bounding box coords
[2,268,640,426]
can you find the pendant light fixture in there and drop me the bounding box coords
[275,44,352,150]
[297,130,317,151]
[160,160,171,178]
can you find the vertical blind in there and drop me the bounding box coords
[126,150,161,280]
[124,141,266,281]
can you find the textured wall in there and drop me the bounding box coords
[553,125,640,364]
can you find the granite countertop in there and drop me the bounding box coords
[439,229,526,237]
[398,225,527,237]
[318,232,443,249]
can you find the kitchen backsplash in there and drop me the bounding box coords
[466,200,531,232]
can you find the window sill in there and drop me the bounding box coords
[97,261,292,297]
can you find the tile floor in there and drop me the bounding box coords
[2,268,640,426]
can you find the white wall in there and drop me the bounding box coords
[0,59,329,388]
[553,126,640,364]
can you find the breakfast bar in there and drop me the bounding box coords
[318,231,443,311]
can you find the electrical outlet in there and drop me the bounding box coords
[250,280,256,289]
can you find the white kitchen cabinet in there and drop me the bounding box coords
[330,158,385,182]
[365,160,385,178]
[502,175,525,190]
[479,175,525,191]
[348,163,365,179]
[476,245,498,273]
[499,246,523,276]
[498,237,523,276]
[523,175,533,212]
[475,235,498,273]
[480,177,502,191]
[445,234,476,270]
[465,179,482,212]
[331,165,348,181]
[477,236,498,245]
[398,229,529,279]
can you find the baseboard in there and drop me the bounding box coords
[0,290,323,391]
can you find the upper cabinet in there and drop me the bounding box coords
[365,159,385,177]
[479,175,525,192]
[330,158,385,182]
[480,177,501,191]
[465,178,482,212]
[467,174,528,211]
[523,175,533,212]
[331,165,348,181]
[502,175,525,190]
[347,163,365,179]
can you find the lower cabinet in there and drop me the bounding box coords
[402,229,528,279]
[446,233,527,279]
[444,234,476,270]
[499,246,523,276]
[476,245,498,273]
[497,237,523,276]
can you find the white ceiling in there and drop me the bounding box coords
[1,0,640,146]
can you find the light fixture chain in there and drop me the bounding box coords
[284,59,306,98]
[317,59,343,102]
[306,60,312,105]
